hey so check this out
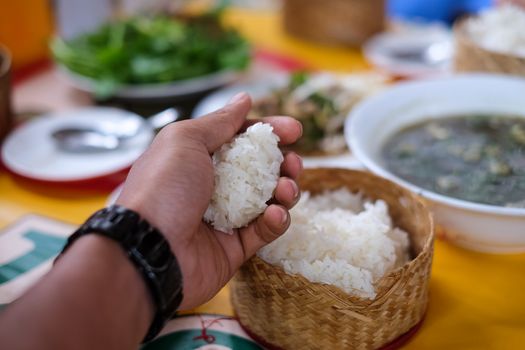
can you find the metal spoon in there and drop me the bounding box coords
[52,108,179,153]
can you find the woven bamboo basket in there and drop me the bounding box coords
[231,168,434,350]
[283,0,385,47]
[453,19,525,76]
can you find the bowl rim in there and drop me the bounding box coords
[347,73,525,217]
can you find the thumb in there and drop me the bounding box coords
[193,92,252,152]
[238,204,290,262]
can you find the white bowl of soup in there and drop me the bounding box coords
[346,74,525,253]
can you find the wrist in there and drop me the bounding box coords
[56,234,154,345]
[58,205,184,342]
[115,198,172,245]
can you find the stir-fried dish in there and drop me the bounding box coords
[383,115,525,207]
[251,72,385,155]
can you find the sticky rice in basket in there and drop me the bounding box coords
[231,168,435,350]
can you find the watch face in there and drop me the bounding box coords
[143,314,263,350]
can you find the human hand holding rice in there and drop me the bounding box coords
[117,92,303,310]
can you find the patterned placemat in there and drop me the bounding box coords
[144,314,261,350]
[0,214,73,307]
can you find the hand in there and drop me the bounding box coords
[116,92,303,310]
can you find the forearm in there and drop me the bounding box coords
[0,235,154,350]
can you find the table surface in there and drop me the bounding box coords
[2,8,525,350]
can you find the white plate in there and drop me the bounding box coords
[60,66,242,100]
[347,73,525,253]
[2,107,153,182]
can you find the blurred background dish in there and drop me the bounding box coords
[51,11,251,101]
[363,22,453,78]
[454,4,525,76]
[347,74,525,253]
[247,72,387,155]
[1,107,153,183]
[51,107,177,153]
[282,0,385,47]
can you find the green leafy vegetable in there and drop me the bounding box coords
[51,14,250,97]
[288,71,308,90]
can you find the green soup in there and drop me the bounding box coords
[383,115,525,208]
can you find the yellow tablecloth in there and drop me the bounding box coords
[1,8,524,349]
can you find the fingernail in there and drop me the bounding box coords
[280,207,289,225]
[291,180,299,199]
[298,155,304,172]
[228,92,248,105]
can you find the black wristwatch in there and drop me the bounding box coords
[57,205,184,343]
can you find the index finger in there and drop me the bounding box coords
[192,92,252,152]
[243,116,302,145]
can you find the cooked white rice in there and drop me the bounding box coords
[466,4,525,58]
[258,188,410,299]
[204,122,283,233]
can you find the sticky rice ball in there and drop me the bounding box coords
[204,122,284,233]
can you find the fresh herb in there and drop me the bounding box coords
[51,14,250,97]
[288,71,308,90]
